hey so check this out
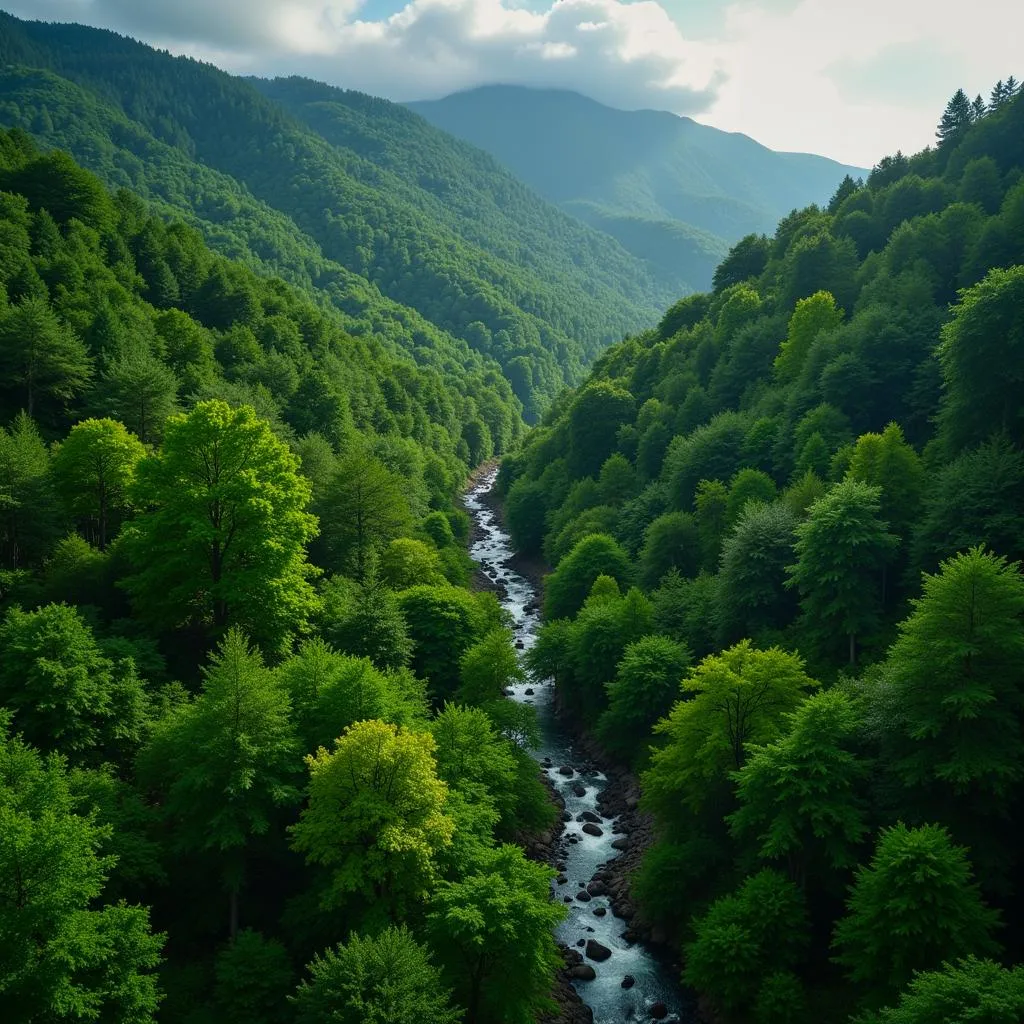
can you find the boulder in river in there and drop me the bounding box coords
[579,810,602,824]
[572,783,587,797]
[581,823,604,837]
[525,688,535,695]
[585,940,612,962]
[586,880,607,896]
[571,964,597,981]
[610,837,630,850]
[621,975,635,989]
[650,1002,668,1020]
[593,907,607,917]
[558,766,574,777]
[576,891,592,902]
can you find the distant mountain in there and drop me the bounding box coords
[409,86,868,290]
[0,14,680,419]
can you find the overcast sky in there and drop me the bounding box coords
[12,0,1023,166]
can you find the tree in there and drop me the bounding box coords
[543,533,632,620]
[787,479,898,664]
[684,870,808,1016]
[317,451,412,579]
[937,89,975,148]
[567,381,636,478]
[123,400,319,651]
[886,547,1024,796]
[380,537,445,590]
[597,453,637,505]
[0,603,149,763]
[725,468,777,524]
[213,929,294,1024]
[136,629,299,935]
[730,690,867,880]
[846,423,924,546]
[596,635,691,762]
[323,571,413,672]
[458,628,523,707]
[396,584,491,700]
[718,501,798,643]
[938,267,1024,451]
[639,511,701,589]
[0,724,164,1021]
[832,824,1000,1001]
[774,291,844,381]
[643,642,817,820]
[858,957,1024,1024]
[91,344,178,444]
[713,234,771,292]
[290,720,453,919]
[292,927,459,1024]
[427,844,564,1024]
[695,478,729,570]
[0,411,58,570]
[51,418,146,551]
[0,297,92,418]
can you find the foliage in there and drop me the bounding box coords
[543,533,632,620]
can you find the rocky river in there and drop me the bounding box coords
[465,469,696,1024]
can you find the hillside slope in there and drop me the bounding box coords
[0,13,672,418]
[409,85,867,290]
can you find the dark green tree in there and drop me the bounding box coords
[544,533,632,620]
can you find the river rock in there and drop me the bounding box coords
[610,837,629,850]
[558,766,574,777]
[572,783,587,797]
[570,964,596,981]
[650,1002,668,1020]
[585,940,612,962]
[586,880,607,896]
[525,688,535,695]
[582,823,603,837]
[621,975,635,989]
[579,810,602,824]
[556,874,568,884]
[593,907,607,917]
[576,891,592,902]
[515,640,525,649]
[576,939,585,947]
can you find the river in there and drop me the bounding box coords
[465,469,690,1024]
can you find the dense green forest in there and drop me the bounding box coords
[0,12,681,421]
[0,126,568,1022]
[501,80,1024,1021]
[410,85,865,294]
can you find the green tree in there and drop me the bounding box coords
[937,88,975,148]
[0,296,92,418]
[718,500,798,643]
[643,642,817,820]
[938,266,1024,451]
[292,926,459,1024]
[598,452,638,505]
[596,634,691,762]
[380,537,445,590]
[91,344,179,444]
[213,929,294,1024]
[51,418,146,550]
[324,571,413,671]
[124,400,319,650]
[317,452,413,579]
[639,511,701,589]
[726,468,777,524]
[787,479,898,664]
[427,844,564,1024]
[773,291,843,381]
[290,720,453,919]
[858,957,1024,1024]
[458,628,523,707]
[136,629,299,935]
[543,533,632,620]
[847,423,924,546]
[0,410,58,570]
[0,602,149,763]
[567,381,636,478]
[886,547,1024,796]
[684,869,808,1016]
[730,690,867,880]
[694,478,729,570]
[832,824,1000,1002]
[0,723,164,1021]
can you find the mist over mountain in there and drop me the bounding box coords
[410,85,867,290]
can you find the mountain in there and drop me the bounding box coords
[0,13,676,420]
[408,85,868,290]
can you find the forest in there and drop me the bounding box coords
[2,5,1024,1021]
[499,79,1024,1021]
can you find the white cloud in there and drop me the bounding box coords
[10,0,1024,165]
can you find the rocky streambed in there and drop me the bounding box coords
[465,469,696,1024]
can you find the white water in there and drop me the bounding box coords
[465,470,692,1024]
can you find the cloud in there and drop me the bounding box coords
[15,0,723,114]
[11,0,1024,165]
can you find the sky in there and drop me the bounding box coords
[10,0,1023,167]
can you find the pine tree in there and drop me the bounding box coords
[971,94,988,121]
[936,89,975,148]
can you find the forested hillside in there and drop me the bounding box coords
[502,80,1024,1020]
[410,86,866,293]
[0,127,568,1023]
[0,12,675,420]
